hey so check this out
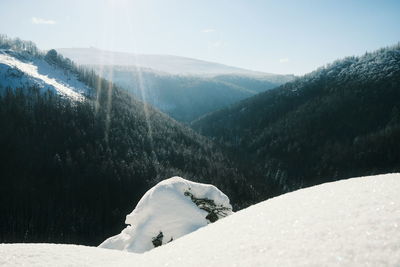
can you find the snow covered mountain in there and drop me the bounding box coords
[58,47,293,79]
[0,49,89,100]
[2,173,399,266]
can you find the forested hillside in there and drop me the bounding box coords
[193,44,400,193]
[88,65,287,122]
[3,35,399,249]
[57,47,294,122]
[0,36,255,245]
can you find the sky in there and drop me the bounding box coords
[0,0,399,75]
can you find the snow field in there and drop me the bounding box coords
[0,50,89,100]
[1,173,399,266]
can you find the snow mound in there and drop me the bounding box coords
[1,173,399,266]
[0,50,89,100]
[99,176,233,253]
[139,173,400,266]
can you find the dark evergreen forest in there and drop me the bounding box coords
[0,36,255,245]
[193,44,400,193]
[0,85,257,245]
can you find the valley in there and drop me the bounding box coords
[0,1,399,264]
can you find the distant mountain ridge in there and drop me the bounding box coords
[57,47,295,122]
[88,65,288,122]
[58,47,294,80]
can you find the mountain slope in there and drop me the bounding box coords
[58,47,291,77]
[2,173,399,266]
[58,48,295,122]
[0,36,254,245]
[0,50,89,100]
[90,65,286,122]
[193,44,400,193]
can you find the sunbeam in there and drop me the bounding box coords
[123,1,159,170]
[97,0,118,142]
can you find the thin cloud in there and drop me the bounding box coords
[279,58,289,63]
[32,17,56,25]
[202,28,216,33]
[213,40,223,47]
[208,40,227,49]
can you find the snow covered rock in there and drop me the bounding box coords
[99,177,233,253]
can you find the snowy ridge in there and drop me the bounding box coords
[294,44,400,86]
[57,47,270,76]
[1,173,400,266]
[0,50,89,100]
[99,177,233,253]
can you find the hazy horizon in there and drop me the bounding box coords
[1,0,399,75]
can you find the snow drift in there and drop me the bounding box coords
[99,177,233,253]
[1,173,400,266]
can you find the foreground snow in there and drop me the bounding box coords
[99,177,233,253]
[0,50,89,100]
[1,173,400,266]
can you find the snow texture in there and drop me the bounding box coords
[0,50,89,100]
[291,44,400,88]
[99,176,233,253]
[1,173,400,266]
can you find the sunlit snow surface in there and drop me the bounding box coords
[1,173,400,266]
[0,50,89,100]
[99,177,233,253]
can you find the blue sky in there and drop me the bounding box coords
[0,0,399,75]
